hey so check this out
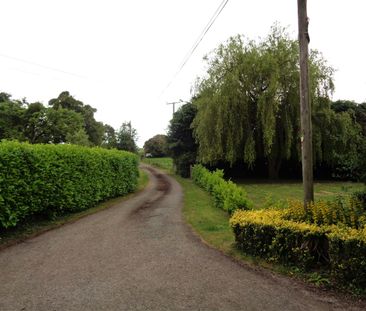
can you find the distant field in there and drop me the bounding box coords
[142,157,173,173]
[236,181,365,209]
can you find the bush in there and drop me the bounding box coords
[192,164,249,213]
[174,153,196,178]
[0,141,139,228]
[230,209,366,290]
[327,225,366,290]
[283,196,366,229]
[352,189,366,209]
[230,209,328,269]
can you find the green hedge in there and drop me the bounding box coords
[191,164,249,214]
[0,141,139,228]
[283,197,366,229]
[230,209,366,289]
[327,225,366,289]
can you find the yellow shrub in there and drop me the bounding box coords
[283,197,365,229]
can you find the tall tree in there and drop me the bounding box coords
[102,124,118,149]
[331,100,366,136]
[167,103,198,177]
[143,134,168,157]
[42,108,85,144]
[192,25,334,179]
[48,91,104,146]
[116,122,138,152]
[0,95,26,141]
[23,102,48,143]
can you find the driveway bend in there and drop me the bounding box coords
[0,164,363,311]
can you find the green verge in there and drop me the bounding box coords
[0,169,149,250]
[177,176,274,267]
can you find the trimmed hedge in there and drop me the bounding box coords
[327,225,366,289]
[0,141,139,228]
[283,197,366,229]
[230,209,366,289]
[191,164,249,214]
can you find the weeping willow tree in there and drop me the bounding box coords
[192,25,338,179]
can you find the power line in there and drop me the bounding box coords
[0,53,87,79]
[160,0,229,97]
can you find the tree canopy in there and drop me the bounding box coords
[0,91,138,153]
[167,103,198,177]
[143,134,168,157]
[116,122,138,153]
[192,26,363,179]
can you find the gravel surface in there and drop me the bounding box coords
[0,164,364,311]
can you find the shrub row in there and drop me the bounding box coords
[0,141,139,228]
[230,209,366,289]
[191,164,249,214]
[283,196,366,229]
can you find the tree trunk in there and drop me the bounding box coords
[268,157,282,180]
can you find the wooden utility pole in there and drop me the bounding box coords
[298,0,314,205]
[167,99,184,117]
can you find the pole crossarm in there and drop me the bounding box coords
[167,99,185,116]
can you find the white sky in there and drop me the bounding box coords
[1,0,365,146]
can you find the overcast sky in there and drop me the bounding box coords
[1,0,365,146]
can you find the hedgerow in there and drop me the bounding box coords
[230,208,366,289]
[327,225,366,289]
[191,164,250,214]
[283,197,366,229]
[0,141,139,228]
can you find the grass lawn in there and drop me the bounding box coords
[142,157,173,173]
[236,180,364,209]
[0,169,149,249]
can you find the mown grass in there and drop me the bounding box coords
[236,181,364,209]
[142,157,173,172]
[0,169,149,249]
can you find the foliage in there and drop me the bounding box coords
[327,225,366,289]
[331,100,366,136]
[283,196,366,229]
[143,134,168,157]
[192,25,363,179]
[230,208,366,290]
[0,141,139,229]
[116,121,138,153]
[0,90,135,150]
[65,128,91,146]
[0,95,26,141]
[167,103,198,177]
[231,209,327,269]
[42,108,85,143]
[48,91,105,146]
[102,124,118,149]
[314,107,365,181]
[191,164,250,214]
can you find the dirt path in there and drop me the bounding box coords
[0,165,363,311]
